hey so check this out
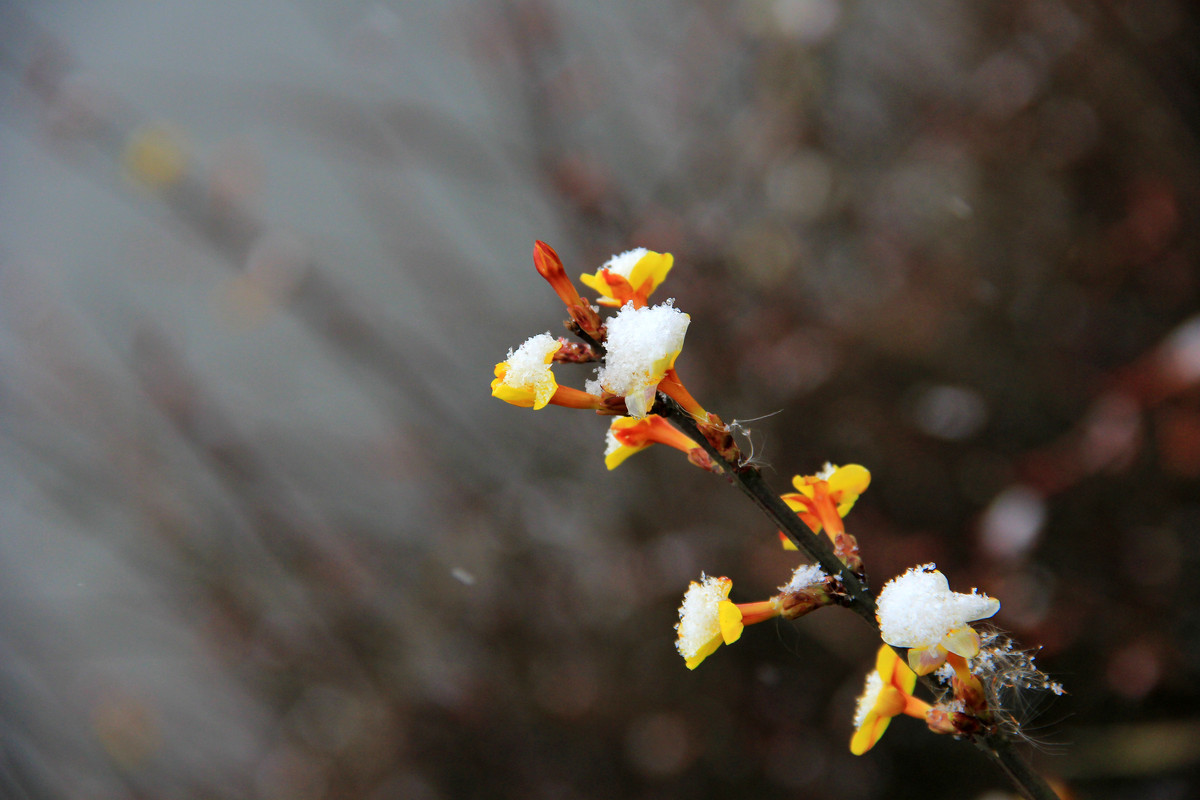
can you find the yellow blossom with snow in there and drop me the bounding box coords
[592,302,689,418]
[851,644,925,755]
[580,248,674,308]
[877,565,1000,675]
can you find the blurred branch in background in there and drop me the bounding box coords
[0,1,1199,799]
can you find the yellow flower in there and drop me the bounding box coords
[778,463,870,554]
[876,565,1000,675]
[850,645,928,755]
[595,302,691,418]
[580,248,674,308]
[491,333,607,411]
[491,334,563,409]
[675,576,742,670]
[783,463,870,528]
[674,577,782,670]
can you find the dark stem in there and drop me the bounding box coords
[657,394,1062,800]
[981,737,1063,800]
[658,396,876,625]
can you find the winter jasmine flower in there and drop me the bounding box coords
[580,248,674,308]
[851,644,929,755]
[594,302,691,418]
[877,565,1000,675]
[675,575,782,669]
[675,575,743,670]
[603,415,707,470]
[491,333,605,411]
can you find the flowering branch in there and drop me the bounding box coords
[492,241,1064,800]
[657,396,878,626]
[659,398,1063,800]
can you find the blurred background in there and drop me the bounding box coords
[1,1,1198,798]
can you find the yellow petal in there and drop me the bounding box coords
[941,626,982,658]
[790,476,816,497]
[907,646,948,676]
[624,384,658,418]
[718,600,745,645]
[684,633,724,670]
[850,712,892,756]
[578,270,614,297]
[829,464,871,496]
[490,373,537,408]
[628,251,674,295]
[874,644,918,693]
[874,685,907,719]
[604,443,648,470]
[875,644,899,682]
[781,494,807,512]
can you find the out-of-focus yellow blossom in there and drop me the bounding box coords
[123,123,187,188]
[580,248,674,308]
[851,644,927,755]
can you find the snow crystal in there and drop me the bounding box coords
[601,248,649,278]
[853,671,884,729]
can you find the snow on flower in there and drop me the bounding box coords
[593,301,690,418]
[603,415,702,470]
[850,644,925,755]
[877,564,1000,675]
[491,333,563,409]
[778,563,827,594]
[675,574,743,670]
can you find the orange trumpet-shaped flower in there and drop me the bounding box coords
[604,415,710,470]
[781,464,871,540]
[778,464,870,570]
